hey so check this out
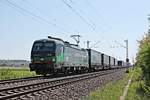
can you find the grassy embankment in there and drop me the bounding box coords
[0,66,36,80]
[88,67,149,100]
[126,67,149,100]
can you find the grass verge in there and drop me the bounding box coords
[88,67,149,100]
[0,66,36,80]
[126,67,149,100]
[88,69,132,100]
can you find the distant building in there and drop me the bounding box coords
[0,60,30,67]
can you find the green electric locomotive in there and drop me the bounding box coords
[29,36,89,76]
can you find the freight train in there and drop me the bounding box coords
[29,36,128,76]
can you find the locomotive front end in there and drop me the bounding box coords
[29,39,56,75]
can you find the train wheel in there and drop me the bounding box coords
[52,70,58,77]
[64,71,69,76]
[43,74,47,77]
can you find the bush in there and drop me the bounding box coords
[136,32,150,96]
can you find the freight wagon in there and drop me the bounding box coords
[87,49,102,71]
[109,56,115,68]
[101,54,110,69]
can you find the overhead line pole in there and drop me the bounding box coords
[87,41,90,49]
[148,15,150,33]
[114,39,129,64]
[124,39,129,63]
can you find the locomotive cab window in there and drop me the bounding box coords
[43,42,55,51]
[32,42,43,51]
[32,41,55,52]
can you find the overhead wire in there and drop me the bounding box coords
[67,0,106,36]
[70,0,108,41]
[61,0,96,31]
[4,0,69,34]
[62,0,105,47]
[0,0,28,17]
[62,0,111,51]
[68,0,95,26]
[85,0,112,31]
[21,0,56,22]
[83,0,116,51]
[69,0,96,27]
[22,0,80,37]
[68,0,104,30]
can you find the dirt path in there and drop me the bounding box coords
[120,70,134,100]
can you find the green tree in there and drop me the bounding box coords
[136,31,150,96]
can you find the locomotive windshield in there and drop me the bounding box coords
[32,41,55,52]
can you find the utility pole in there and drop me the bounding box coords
[132,56,135,65]
[148,15,150,33]
[87,41,90,49]
[114,39,129,64]
[124,39,129,63]
[70,35,81,46]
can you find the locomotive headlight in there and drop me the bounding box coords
[40,58,44,61]
[52,58,55,62]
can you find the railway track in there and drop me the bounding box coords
[0,68,125,100]
[0,76,43,84]
[0,76,50,90]
[0,73,80,90]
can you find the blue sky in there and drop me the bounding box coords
[0,0,149,62]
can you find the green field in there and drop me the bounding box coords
[0,66,36,80]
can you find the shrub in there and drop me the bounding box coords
[136,32,150,96]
